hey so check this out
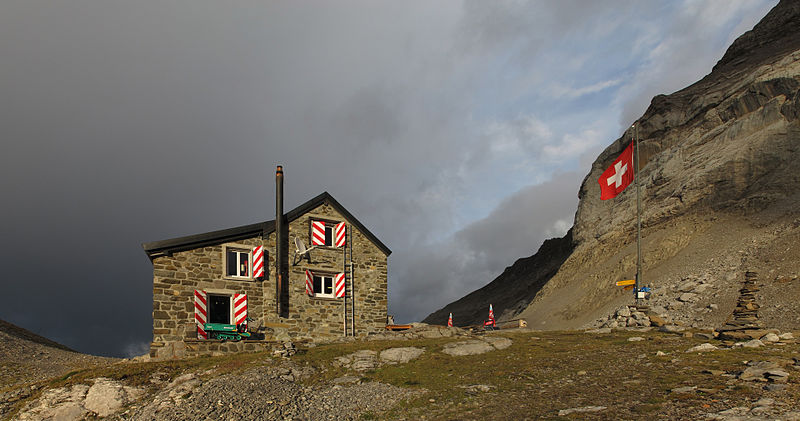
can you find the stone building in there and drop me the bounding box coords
[142,183,390,359]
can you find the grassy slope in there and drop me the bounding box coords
[7,329,798,420]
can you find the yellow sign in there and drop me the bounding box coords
[615,279,635,287]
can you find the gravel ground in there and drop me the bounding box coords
[114,362,419,421]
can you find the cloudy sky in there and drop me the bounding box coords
[0,0,776,357]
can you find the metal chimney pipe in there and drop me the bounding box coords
[275,165,284,315]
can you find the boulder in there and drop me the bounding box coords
[379,347,424,364]
[686,343,718,353]
[442,340,495,356]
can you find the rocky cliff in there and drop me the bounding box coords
[426,0,800,330]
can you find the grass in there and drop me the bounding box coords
[4,329,798,420]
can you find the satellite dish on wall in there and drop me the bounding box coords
[293,237,316,265]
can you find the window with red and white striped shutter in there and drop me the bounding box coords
[233,294,247,326]
[305,269,314,296]
[194,290,207,339]
[335,222,346,247]
[334,273,345,298]
[311,221,326,246]
[252,246,264,278]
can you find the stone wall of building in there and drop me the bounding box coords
[150,200,388,358]
[150,237,266,359]
[267,202,388,339]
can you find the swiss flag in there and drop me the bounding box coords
[598,141,634,200]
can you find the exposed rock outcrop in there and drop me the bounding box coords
[427,0,800,331]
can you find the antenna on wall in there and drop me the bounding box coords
[293,237,317,265]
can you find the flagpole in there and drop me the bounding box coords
[634,123,642,305]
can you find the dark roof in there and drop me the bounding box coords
[142,192,391,259]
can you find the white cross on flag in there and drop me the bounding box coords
[598,141,634,200]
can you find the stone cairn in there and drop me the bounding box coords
[718,271,766,340]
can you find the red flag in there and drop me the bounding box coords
[598,141,634,200]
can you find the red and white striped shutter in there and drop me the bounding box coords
[194,290,207,339]
[305,269,314,296]
[311,221,326,246]
[252,246,264,278]
[334,272,346,298]
[233,294,247,325]
[335,222,346,247]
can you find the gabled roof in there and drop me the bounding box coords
[142,192,391,259]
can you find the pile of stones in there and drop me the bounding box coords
[718,271,771,340]
[595,305,668,329]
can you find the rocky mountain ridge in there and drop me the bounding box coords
[425,0,800,331]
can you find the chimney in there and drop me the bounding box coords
[275,165,284,315]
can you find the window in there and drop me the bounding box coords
[310,219,344,247]
[224,246,251,279]
[313,274,335,298]
[208,294,231,324]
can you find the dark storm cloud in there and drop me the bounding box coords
[0,0,775,356]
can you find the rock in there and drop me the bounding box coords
[764,383,786,391]
[17,385,90,421]
[659,325,685,334]
[460,384,493,393]
[379,347,424,364]
[739,361,787,382]
[779,332,794,340]
[670,386,697,393]
[678,293,698,303]
[656,351,667,356]
[686,343,718,353]
[349,350,378,371]
[678,280,699,292]
[558,406,607,416]
[585,327,612,334]
[616,307,632,318]
[761,333,780,343]
[84,378,126,417]
[483,336,513,350]
[628,337,645,342]
[442,340,495,356]
[742,339,765,348]
[754,398,774,406]
[765,369,790,383]
[648,315,667,327]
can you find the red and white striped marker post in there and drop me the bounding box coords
[447,313,453,327]
[488,304,494,320]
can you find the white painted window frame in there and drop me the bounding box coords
[313,274,336,299]
[223,244,253,281]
